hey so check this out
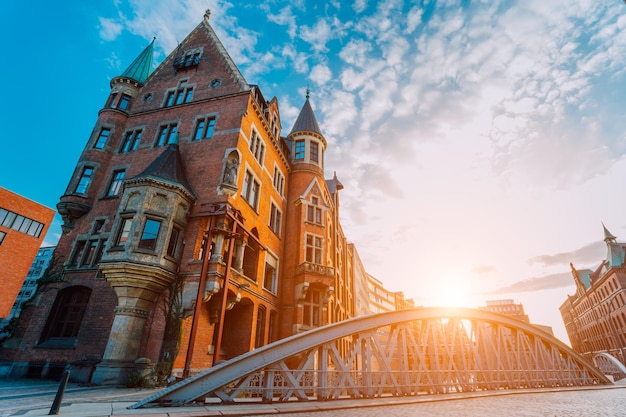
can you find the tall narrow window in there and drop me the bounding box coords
[115,218,133,246]
[93,128,110,149]
[138,219,161,250]
[118,94,131,110]
[303,287,322,327]
[81,240,99,266]
[263,256,277,293]
[166,92,175,107]
[70,241,86,267]
[306,197,323,225]
[269,203,282,236]
[121,130,142,153]
[242,239,260,281]
[156,124,178,147]
[255,306,266,348]
[193,117,216,140]
[0,231,6,245]
[294,140,305,160]
[106,93,118,108]
[184,89,193,103]
[273,167,285,196]
[167,227,181,257]
[310,141,319,163]
[166,88,193,107]
[305,234,323,264]
[106,170,126,196]
[249,130,265,165]
[74,166,94,194]
[242,170,260,210]
[93,240,107,264]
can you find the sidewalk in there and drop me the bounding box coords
[1,378,625,417]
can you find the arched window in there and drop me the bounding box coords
[39,286,92,348]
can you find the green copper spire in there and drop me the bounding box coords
[121,37,155,84]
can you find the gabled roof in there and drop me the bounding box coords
[290,98,322,136]
[131,143,196,200]
[120,38,155,85]
[200,12,249,91]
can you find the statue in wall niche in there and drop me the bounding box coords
[222,158,239,185]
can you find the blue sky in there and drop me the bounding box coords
[3,0,626,343]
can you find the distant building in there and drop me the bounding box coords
[0,188,55,318]
[560,225,626,365]
[479,299,554,336]
[352,243,414,315]
[479,299,530,323]
[0,246,56,331]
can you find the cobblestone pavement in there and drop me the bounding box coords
[1,379,625,417]
[0,379,159,417]
[245,388,626,417]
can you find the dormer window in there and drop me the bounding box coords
[173,48,203,70]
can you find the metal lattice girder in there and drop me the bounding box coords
[130,307,611,408]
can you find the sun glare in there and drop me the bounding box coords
[430,277,472,308]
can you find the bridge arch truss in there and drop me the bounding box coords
[132,307,610,408]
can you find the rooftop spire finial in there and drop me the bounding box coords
[602,222,617,243]
[204,9,211,21]
[306,86,310,100]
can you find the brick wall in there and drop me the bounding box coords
[0,188,55,318]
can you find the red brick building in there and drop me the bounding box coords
[0,188,54,318]
[560,225,626,366]
[0,11,404,384]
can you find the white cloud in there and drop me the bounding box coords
[263,5,298,38]
[98,17,123,41]
[405,6,423,34]
[299,19,333,53]
[353,0,367,14]
[310,64,332,86]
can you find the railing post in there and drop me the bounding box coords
[49,369,70,415]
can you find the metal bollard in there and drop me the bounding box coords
[48,369,70,415]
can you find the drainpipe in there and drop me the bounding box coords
[183,216,215,378]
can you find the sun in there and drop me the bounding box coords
[430,276,473,308]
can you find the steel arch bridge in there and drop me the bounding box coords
[131,307,611,408]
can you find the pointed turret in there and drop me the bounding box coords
[103,38,156,114]
[128,143,195,200]
[290,95,322,136]
[288,91,326,171]
[119,37,155,85]
[602,222,617,243]
[601,223,624,269]
[326,171,344,194]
